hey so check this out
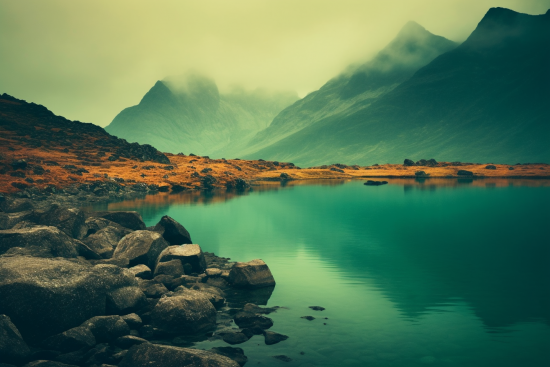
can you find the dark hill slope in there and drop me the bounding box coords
[247,8,550,166]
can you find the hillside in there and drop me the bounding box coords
[244,8,550,166]
[105,74,298,157]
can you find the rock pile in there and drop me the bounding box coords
[0,201,283,367]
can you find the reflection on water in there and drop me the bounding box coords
[93,179,550,367]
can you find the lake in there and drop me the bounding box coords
[91,178,550,367]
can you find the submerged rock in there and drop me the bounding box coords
[210,346,248,367]
[264,330,288,345]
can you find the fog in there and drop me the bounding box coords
[0,0,548,127]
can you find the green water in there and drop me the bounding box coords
[97,179,550,366]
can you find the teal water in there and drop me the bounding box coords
[95,179,550,367]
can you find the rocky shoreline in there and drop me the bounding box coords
[0,193,287,367]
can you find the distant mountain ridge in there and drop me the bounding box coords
[241,8,550,166]
[105,75,298,157]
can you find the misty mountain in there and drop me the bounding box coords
[105,75,298,156]
[243,8,550,166]
[234,21,457,160]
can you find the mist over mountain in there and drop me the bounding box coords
[242,8,550,166]
[105,74,298,156]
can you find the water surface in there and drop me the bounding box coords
[93,179,550,367]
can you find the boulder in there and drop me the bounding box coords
[114,335,149,349]
[228,259,276,289]
[403,159,415,166]
[233,312,273,330]
[34,205,87,239]
[0,198,34,213]
[23,362,79,367]
[41,326,96,353]
[0,258,138,343]
[118,343,239,367]
[87,211,146,231]
[156,244,207,274]
[121,313,142,329]
[0,211,34,230]
[84,217,126,235]
[153,259,184,277]
[106,286,147,315]
[176,284,225,309]
[457,170,474,176]
[138,279,169,298]
[414,171,429,176]
[0,226,80,258]
[221,331,249,345]
[485,165,497,170]
[83,226,131,259]
[129,264,152,279]
[81,316,131,343]
[0,314,31,365]
[210,347,248,367]
[150,289,216,334]
[263,330,288,345]
[113,231,170,269]
[152,216,192,245]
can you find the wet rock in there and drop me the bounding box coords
[113,230,170,269]
[222,331,249,345]
[364,180,388,186]
[242,303,279,315]
[0,314,31,365]
[273,355,292,362]
[210,346,248,367]
[81,315,130,343]
[233,312,273,330]
[114,335,149,349]
[129,264,152,279]
[156,244,207,274]
[264,331,288,345]
[457,170,474,176]
[0,226,81,258]
[121,313,142,329]
[150,289,217,334]
[152,215,192,245]
[403,159,416,166]
[0,257,138,342]
[301,316,315,321]
[89,211,146,231]
[41,326,96,353]
[153,259,184,277]
[228,259,275,289]
[118,343,240,367]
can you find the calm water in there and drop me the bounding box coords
[93,179,550,367]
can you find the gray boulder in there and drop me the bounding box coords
[138,279,169,298]
[121,313,142,329]
[153,259,184,277]
[128,264,152,279]
[81,315,131,343]
[0,314,31,365]
[457,170,474,176]
[263,330,288,345]
[150,289,216,334]
[155,244,206,274]
[152,216,192,245]
[118,343,239,367]
[34,205,87,239]
[0,226,80,258]
[0,257,139,343]
[0,198,34,213]
[228,259,276,289]
[113,231,170,269]
[87,211,146,231]
[106,286,147,315]
[41,326,96,353]
[0,211,34,230]
[83,226,131,259]
[210,347,247,367]
[114,335,149,349]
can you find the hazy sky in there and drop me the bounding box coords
[1,0,548,127]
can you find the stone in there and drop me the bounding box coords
[153,259,185,277]
[114,335,149,349]
[233,312,273,330]
[155,244,207,274]
[221,331,249,345]
[121,313,142,329]
[210,347,248,367]
[205,268,222,277]
[457,170,474,176]
[403,159,415,166]
[118,343,239,367]
[129,264,152,279]
[113,230,170,269]
[88,211,146,231]
[264,331,289,345]
[150,289,217,334]
[0,314,31,365]
[243,303,279,314]
[228,259,276,289]
[0,257,138,343]
[23,362,79,367]
[0,226,80,258]
[273,355,292,362]
[81,315,131,343]
[34,205,87,239]
[364,180,388,186]
[138,279,169,298]
[106,286,147,315]
[83,226,132,259]
[309,306,325,311]
[301,316,315,320]
[485,165,497,169]
[152,215,192,246]
[415,171,429,176]
[0,198,33,213]
[0,211,34,230]
[41,326,96,353]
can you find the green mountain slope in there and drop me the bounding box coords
[105,74,297,156]
[244,8,550,166]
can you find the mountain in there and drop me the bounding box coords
[243,8,550,166]
[105,74,298,157]
[234,21,457,160]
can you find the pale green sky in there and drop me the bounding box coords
[0,0,548,127]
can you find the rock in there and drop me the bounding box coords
[83,226,132,259]
[183,284,225,309]
[485,165,497,169]
[457,170,474,176]
[0,226,80,258]
[205,268,222,277]
[0,198,34,213]
[0,211,34,230]
[509,166,515,170]
[243,303,279,314]
[113,231,170,269]
[210,346,248,367]
[106,286,147,315]
[228,259,276,289]
[153,259,184,277]
[309,306,325,311]
[152,216,192,245]
[11,159,27,170]
[155,244,207,274]
[118,343,240,367]
[301,316,315,320]
[415,171,429,176]
[222,331,249,345]
[88,211,146,231]
[273,355,292,362]
[129,264,152,279]
[264,331,288,345]
[138,279,169,298]
[41,326,96,353]
[364,180,388,186]
[34,205,87,239]
[114,335,149,349]
[84,217,126,235]
[121,313,142,329]
[23,362,79,367]
[150,289,217,334]
[81,315,131,343]
[279,172,290,180]
[0,257,138,342]
[0,314,31,365]
[403,159,415,166]
[233,312,273,330]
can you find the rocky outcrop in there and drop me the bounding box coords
[113,231,170,269]
[228,259,276,289]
